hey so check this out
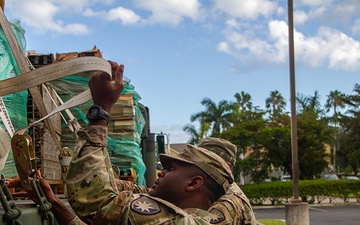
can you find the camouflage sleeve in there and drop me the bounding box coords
[115,179,151,193]
[65,125,125,223]
[208,199,256,225]
[208,184,257,225]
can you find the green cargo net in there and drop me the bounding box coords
[51,75,146,186]
[0,19,28,178]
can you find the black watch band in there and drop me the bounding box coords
[86,105,111,124]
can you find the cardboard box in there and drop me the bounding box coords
[109,120,135,132]
[110,105,135,121]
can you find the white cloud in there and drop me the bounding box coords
[293,29,325,68]
[108,7,141,25]
[218,18,360,72]
[213,0,279,20]
[6,0,91,35]
[218,20,286,64]
[225,19,241,29]
[308,6,327,19]
[6,0,204,33]
[276,6,286,17]
[332,1,360,15]
[134,0,204,26]
[318,27,360,72]
[4,0,360,73]
[84,7,141,25]
[58,23,91,35]
[298,0,360,27]
[293,26,360,72]
[267,20,289,63]
[293,10,308,25]
[217,42,231,54]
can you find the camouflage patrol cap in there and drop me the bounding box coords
[160,144,234,193]
[198,137,237,166]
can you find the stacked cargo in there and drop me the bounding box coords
[27,52,63,185]
[25,47,103,191]
[108,93,138,182]
[109,94,135,133]
[105,82,147,185]
[6,46,148,191]
[37,47,147,185]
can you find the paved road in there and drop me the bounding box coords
[254,204,360,225]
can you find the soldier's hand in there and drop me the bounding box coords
[88,61,124,113]
[7,170,57,204]
[34,170,58,204]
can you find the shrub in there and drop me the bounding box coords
[241,179,360,205]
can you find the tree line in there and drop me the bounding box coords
[183,84,360,183]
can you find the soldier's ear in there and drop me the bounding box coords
[186,176,204,191]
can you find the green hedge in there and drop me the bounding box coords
[241,180,360,205]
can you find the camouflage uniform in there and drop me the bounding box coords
[199,138,257,225]
[207,183,257,225]
[65,126,234,225]
[114,178,150,193]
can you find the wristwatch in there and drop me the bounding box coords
[86,105,111,124]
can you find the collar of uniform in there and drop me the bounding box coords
[184,208,211,222]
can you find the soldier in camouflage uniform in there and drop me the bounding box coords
[64,61,235,225]
[113,138,258,224]
[199,137,257,225]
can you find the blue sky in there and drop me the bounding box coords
[3,0,360,143]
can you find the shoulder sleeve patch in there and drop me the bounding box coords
[131,195,161,215]
[209,208,225,224]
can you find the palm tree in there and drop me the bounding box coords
[296,93,310,112]
[190,98,232,135]
[309,91,323,115]
[325,90,346,125]
[265,90,286,122]
[296,91,323,116]
[234,91,252,112]
[325,90,346,172]
[183,122,210,144]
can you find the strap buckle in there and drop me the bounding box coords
[11,134,38,190]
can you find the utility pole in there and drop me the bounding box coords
[288,0,300,203]
[285,0,309,224]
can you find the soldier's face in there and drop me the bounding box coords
[150,161,196,204]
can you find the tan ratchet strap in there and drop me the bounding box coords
[0,8,112,171]
[0,7,62,150]
[0,57,111,97]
